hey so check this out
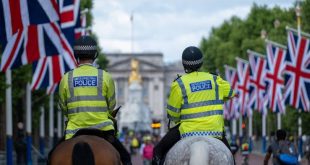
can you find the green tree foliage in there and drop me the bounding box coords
[80,0,108,69]
[200,2,310,136]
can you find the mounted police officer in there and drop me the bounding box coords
[57,36,132,165]
[152,46,236,165]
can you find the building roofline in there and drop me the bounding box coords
[105,52,163,57]
[108,58,162,70]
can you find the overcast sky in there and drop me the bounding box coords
[92,0,294,63]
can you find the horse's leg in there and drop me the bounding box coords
[189,141,209,165]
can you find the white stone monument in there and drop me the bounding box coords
[119,59,152,132]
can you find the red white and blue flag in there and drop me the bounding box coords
[31,30,77,92]
[0,0,60,71]
[31,0,80,92]
[60,0,82,44]
[265,40,286,113]
[284,28,310,112]
[248,50,268,114]
[0,0,59,43]
[0,22,69,71]
[224,65,239,119]
[0,0,79,94]
[59,0,80,29]
[236,57,252,116]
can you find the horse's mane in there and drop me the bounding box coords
[165,136,233,165]
[72,141,95,165]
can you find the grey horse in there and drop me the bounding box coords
[164,136,234,165]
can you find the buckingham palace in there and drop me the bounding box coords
[104,52,183,133]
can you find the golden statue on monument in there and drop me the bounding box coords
[129,58,142,84]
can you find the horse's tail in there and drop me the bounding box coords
[189,141,209,165]
[72,141,95,165]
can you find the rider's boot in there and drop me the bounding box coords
[152,156,161,165]
[103,132,132,165]
[122,162,132,165]
[152,155,165,165]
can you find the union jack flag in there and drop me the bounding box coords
[224,65,239,120]
[247,50,268,113]
[0,0,58,42]
[0,0,59,71]
[31,54,74,93]
[30,30,76,91]
[31,0,79,92]
[59,0,81,29]
[284,28,310,112]
[60,0,82,44]
[0,22,69,71]
[236,57,252,116]
[265,40,286,113]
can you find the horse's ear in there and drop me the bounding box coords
[111,106,121,118]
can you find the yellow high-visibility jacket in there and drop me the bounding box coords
[59,64,116,139]
[166,71,234,139]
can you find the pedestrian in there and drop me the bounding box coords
[264,129,298,165]
[131,135,139,155]
[141,136,154,165]
[230,141,239,156]
[14,122,26,165]
[305,137,310,165]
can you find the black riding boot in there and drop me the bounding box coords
[103,131,132,165]
[219,134,236,165]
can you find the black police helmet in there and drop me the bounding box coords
[182,46,203,73]
[74,36,98,60]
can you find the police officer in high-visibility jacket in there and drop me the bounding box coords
[152,46,236,165]
[58,36,131,165]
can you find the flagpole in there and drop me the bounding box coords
[26,83,32,165]
[235,57,249,64]
[81,8,88,36]
[232,118,237,144]
[296,0,303,160]
[57,109,62,139]
[262,111,267,153]
[286,26,310,37]
[130,11,134,54]
[5,70,13,165]
[298,109,303,159]
[39,106,45,156]
[296,0,301,37]
[277,113,281,129]
[49,94,54,149]
[239,116,243,144]
[247,49,265,58]
[265,39,287,49]
[248,115,253,152]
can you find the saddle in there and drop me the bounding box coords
[73,128,116,143]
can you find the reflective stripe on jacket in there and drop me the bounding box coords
[59,64,116,139]
[166,71,234,138]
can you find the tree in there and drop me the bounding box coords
[200,2,310,136]
[80,0,108,69]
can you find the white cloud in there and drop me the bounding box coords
[93,0,293,62]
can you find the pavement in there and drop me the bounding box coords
[131,152,309,165]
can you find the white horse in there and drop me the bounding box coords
[164,136,234,165]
